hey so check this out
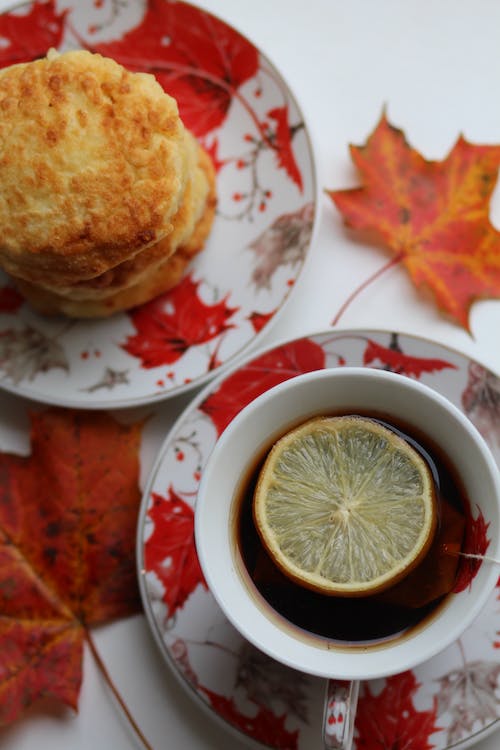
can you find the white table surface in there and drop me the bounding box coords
[1,0,499,748]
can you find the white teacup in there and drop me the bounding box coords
[195,368,500,750]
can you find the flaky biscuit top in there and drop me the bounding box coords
[0,49,190,284]
[15,144,217,318]
[33,133,212,300]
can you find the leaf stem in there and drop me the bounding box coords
[331,251,404,326]
[85,628,154,750]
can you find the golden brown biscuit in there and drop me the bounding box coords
[0,49,190,285]
[15,146,217,317]
[34,132,207,300]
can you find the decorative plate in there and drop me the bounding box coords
[138,329,500,750]
[0,0,317,408]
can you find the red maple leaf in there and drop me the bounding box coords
[327,113,500,330]
[122,275,238,368]
[267,106,304,191]
[199,337,326,436]
[94,0,259,137]
[0,285,23,313]
[453,506,490,593]
[0,408,143,724]
[355,671,440,750]
[200,686,300,749]
[363,338,457,377]
[0,1,67,68]
[144,489,206,618]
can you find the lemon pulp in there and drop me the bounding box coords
[253,416,437,596]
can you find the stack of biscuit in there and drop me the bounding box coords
[0,49,216,318]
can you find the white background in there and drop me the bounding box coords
[1,0,500,749]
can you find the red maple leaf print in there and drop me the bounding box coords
[0,285,23,313]
[144,488,207,618]
[435,660,500,742]
[267,106,304,191]
[94,0,259,137]
[122,275,238,368]
[461,362,500,457]
[200,686,300,750]
[363,338,457,378]
[453,506,490,593]
[355,671,440,750]
[200,338,326,436]
[248,310,275,333]
[203,137,228,173]
[0,1,67,68]
[248,203,315,290]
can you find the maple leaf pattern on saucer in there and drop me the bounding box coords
[144,488,207,621]
[435,659,500,745]
[362,334,457,378]
[461,362,500,459]
[355,671,440,750]
[0,1,66,68]
[93,0,260,138]
[199,686,301,749]
[169,636,304,750]
[199,336,326,436]
[236,642,311,724]
[248,203,314,290]
[0,327,68,383]
[122,275,239,370]
[267,107,304,191]
[81,367,130,393]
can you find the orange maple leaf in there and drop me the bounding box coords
[0,408,143,725]
[326,113,500,330]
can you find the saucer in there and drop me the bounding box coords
[0,0,317,408]
[138,329,500,750]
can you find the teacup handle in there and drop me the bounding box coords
[322,679,360,750]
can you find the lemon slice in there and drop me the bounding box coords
[253,416,437,597]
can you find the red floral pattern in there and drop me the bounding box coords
[123,275,238,369]
[248,309,276,332]
[0,1,66,68]
[355,672,440,750]
[201,687,300,749]
[144,488,207,618]
[93,0,259,137]
[199,337,326,435]
[267,106,304,191]
[363,338,457,377]
[453,507,491,593]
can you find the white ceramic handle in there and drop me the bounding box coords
[322,679,360,750]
